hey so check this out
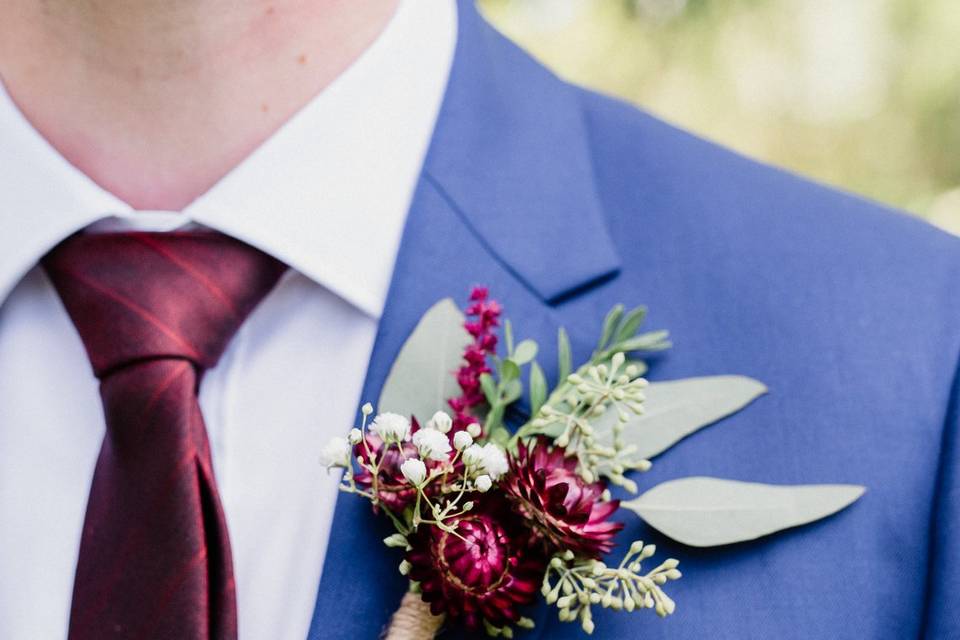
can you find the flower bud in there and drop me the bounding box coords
[400,458,427,486]
[348,428,362,445]
[466,422,482,438]
[453,431,473,451]
[319,436,351,468]
[371,412,411,443]
[475,474,493,492]
[427,410,453,433]
[361,402,374,416]
[383,533,408,548]
[413,428,452,461]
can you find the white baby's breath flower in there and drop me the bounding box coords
[480,443,509,480]
[320,436,351,468]
[463,444,485,467]
[400,458,427,486]
[348,428,362,445]
[475,474,493,492]
[412,428,452,461]
[371,413,411,443]
[466,422,482,438]
[462,443,509,479]
[426,410,453,434]
[453,431,473,451]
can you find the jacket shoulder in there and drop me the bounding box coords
[576,88,960,287]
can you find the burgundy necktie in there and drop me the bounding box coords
[42,231,286,640]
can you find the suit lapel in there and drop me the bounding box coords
[306,2,622,637]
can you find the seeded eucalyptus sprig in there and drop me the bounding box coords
[542,541,681,634]
[542,304,670,413]
[521,353,652,489]
[511,304,671,489]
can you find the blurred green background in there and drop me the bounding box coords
[479,0,960,236]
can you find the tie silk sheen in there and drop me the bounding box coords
[42,231,286,640]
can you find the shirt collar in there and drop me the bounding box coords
[0,0,457,318]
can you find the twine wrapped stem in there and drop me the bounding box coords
[383,590,445,640]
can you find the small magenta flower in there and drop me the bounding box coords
[447,287,502,435]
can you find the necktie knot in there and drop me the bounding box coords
[43,231,286,377]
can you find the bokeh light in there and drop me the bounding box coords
[480,0,960,235]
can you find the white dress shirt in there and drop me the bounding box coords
[0,2,457,639]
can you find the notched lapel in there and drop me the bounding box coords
[307,176,560,640]
[424,1,621,305]
[307,3,620,638]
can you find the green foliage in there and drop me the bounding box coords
[623,478,866,547]
[542,542,681,633]
[378,299,471,423]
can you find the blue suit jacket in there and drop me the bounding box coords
[307,3,960,638]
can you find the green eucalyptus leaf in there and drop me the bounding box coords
[525,420,566,438]
[485,403,506,433]
[487,425,511,447]
[597,304,625,351]
[611,330,672,354]
[596,375,768,459]
[378,298,471,421]
[512,339,539,365]
[529,361,547,416]
[557,327,572,383]
[623,477,866,547]
[500,359,521,383]
[479,373,498,405]
[614,305,648,344]
[504,319,515,356]
[502,379,524,405]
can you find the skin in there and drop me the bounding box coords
[0,0,400,210]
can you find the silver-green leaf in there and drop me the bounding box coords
[596,375,768,459]
[557,327,572,383]
[529,361,547,416]
[512,339,539,365]
[623,477,866,547]
[377,298,471,421]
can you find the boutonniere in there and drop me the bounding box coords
[320,288,865,638]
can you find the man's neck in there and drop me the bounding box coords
[0,0,399,210]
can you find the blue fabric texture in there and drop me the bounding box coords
[306,2,960,638]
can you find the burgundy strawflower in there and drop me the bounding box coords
[504,439,623,559]
[406,498,544,630]
[448,287,501,434]
[354,417,450,514]
[352,433,419,513]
